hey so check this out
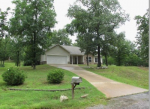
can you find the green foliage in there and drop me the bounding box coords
[9,37,24,67]
[72,42,78,46]
[77,33,97,66]
[107,56,115,65]
[111,32,130,66]
[47,69,64,83]
[0,7,10,37]
[50,29,72,45]
[0,37,11,67]
[110,33,143,66]
[0,63,106,109]
[23,45,41,66]
[101,32,117,66]
[135,10,149,66]
[10,0,57,69]
[0,8,10,67]
[67,0,129,67]
[2,67,25,85]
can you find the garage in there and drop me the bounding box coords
[47,55,67,64]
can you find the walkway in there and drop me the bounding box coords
[51,64,148,98]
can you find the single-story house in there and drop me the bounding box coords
[40,44,102,65]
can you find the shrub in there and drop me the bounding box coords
[2,67,26,86]
[47,69,64,84]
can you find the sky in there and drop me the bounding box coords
[0,0,148,43]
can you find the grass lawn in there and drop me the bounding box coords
[79,64,148,89]
[0,61,106,109]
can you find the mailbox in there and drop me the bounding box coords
[71,76,82,99]
[71,77,82,84]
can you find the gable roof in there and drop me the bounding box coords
[48,44,70,53]
[48,44,85,55]
[61,45,85,55]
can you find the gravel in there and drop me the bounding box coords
[87,92,149,109]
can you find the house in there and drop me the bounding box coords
[40,45,102,65]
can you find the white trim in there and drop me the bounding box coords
[47,54,67,56]
[86,57,92,62]
[94,57,98,63]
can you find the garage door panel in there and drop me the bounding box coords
[47,56,67,64]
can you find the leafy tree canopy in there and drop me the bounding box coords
[67,0,129,67]
[10,0,57,69]
[50,29,72,45]
[135,10,149,64]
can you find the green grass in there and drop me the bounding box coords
[79,64,148,89]
[0,62,106,109]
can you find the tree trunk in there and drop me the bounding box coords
[17,51,19,67]
[118,50,121,66]
[87,54,89,66]
[33,32,36,69]
[33,2,38,70]
[3,60,4,67]
[105,54,108,66]
[97,45,101,67]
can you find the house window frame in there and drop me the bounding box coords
[86,57,92,62]
[95,57,98,63]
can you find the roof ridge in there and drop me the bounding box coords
[61,45,79,48]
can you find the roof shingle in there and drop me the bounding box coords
[61,45,85,55]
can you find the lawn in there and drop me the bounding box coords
[0,61,106,109]
[79,65,148,89]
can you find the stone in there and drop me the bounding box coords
[102,66,108,69]
[81,94,89,98]
[60,95,68,102]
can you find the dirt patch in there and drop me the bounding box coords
[138,67,149,71]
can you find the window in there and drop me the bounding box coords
[95,57,98,62]
[86,57,92,62]
[88,57,91,62]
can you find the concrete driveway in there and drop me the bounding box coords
[51,64,148,98]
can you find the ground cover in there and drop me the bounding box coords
[79,65,148,89]
[0,61,106,109]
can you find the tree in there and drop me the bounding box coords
[72,42,78,46]
[101,31,116,66]
[0,7,10,38]
[0,8,10,67]
[51,29,72,45]
[114,32,127,66]
[10,0,56,69]
[107,56,115,65]
[9,37,25,67]
[77,33,97,66]
[123,40,139,66]
[67,0,129,67]
[135,10,149,66]
[0,37,10,67]
[112,32,133,66]
[66,7,97,66]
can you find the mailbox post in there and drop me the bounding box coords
[71,77,82,99]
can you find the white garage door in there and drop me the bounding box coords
[47,55,67,64]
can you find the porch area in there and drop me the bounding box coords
[70,55,84,64]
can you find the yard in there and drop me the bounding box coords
[0,61,106,109]
[79,65,148,89]
[0,62,148,109]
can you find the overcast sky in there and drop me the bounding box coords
[0,0,148,43]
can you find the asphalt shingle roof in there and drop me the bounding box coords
[61,45,85,55]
